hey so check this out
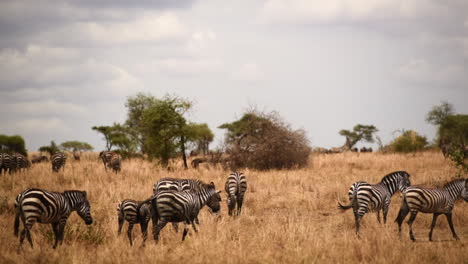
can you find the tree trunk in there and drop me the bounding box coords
[181,135,188,169]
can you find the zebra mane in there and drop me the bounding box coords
[63,190,87,198]
[443,178,466,188]
[379,171,408,184]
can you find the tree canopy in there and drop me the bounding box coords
[91,124,135,153]
[426,101,455,126]
[219,110,311,170]
[389,130,428,153]
[60,141,94,152]
[339,124,378,149]
[0,134,27,155]
[438,114,468,172]
[39,141,60,156]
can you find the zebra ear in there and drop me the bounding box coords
[210,181,215,186]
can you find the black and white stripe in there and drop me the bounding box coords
[108,153,122,173]
[396,178,468,241]
[13,153,30,172]
[225,172,248,216]
[142,182,221,242]
[51,152,67,172]
[0,153,16,174]
[153,178,207,231]
[99,151,114,170]
[14,188,93,249]
[338,171,411,233]
[117,199,152,246]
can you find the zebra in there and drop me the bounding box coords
[117,199,152,246]
[338,171,411,234]
[14,188,93,249]
[153,178,207,232]
[108,153,122,173]
[141,182,221,242]
[395,178,468,241]
[99,151,115,170]
[225,172,248,216]
[51,152,66,172]
[0,153,16,174]
[13,153,30,172]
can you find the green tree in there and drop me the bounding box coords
[389,130,428,153]
[60,141,94,152]
[426,101,455,126]
[92,124,136,154]
[39,141,60,156]
[185,123,214,155]
[438,114,468,173]
[139,95,192,168]
[0,134,27,155]
[339,124,378,149]
[219,110,311,170]
[125,93,159,153]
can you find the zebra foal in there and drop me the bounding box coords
[396,178,468,241]
[117,199,152,246]
[14,188,93,249]
[338,171,411,233]
[225,172,248,216]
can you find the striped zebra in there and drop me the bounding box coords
[14,188,93,249]
[338,171,411,233]
[51,152,67,172]
[99,151,114,170]
[0,153,16,174]
[153,178,207,232]
[225,172,248,216]
[395,178,468,241]
[117,199,152,246]
[13,153,30,172]
[141,182,221,242]
[108,153,122,173]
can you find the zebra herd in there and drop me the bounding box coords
[339,171,468,241]
[0,153,30,174]
[13,170,248,249]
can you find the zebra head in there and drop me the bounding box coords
[66,191,93,225]
[393,171,411,192]
[205,182,222,216]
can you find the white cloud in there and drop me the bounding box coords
[14,118,71,135]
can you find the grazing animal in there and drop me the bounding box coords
[153,178,207,231]
[338,171,411,233]
[395,178,468,241]
[143,182,221,242]
[0,153,16,174]
[31,155,49,164]
[108,153,122,173]
[99,151,115,170]
[13,153,30,172]
[117,199,152,246]
[51,152,66,172]
[225,172,248,216]
[14,188,93,249]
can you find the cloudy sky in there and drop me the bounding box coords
[1,0,467,152]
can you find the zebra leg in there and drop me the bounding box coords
[194,216,200,225]
[407,211,418,241]
[140,222,148,246]
[445,213,459,240]
[19,228,28,249]
[153,221,167,242]
[376,211,381,224]
[237,195,244,216]
[118,216,124,236]
[428,213,440,241]
[52,223,60,248]
[127,223,134,246]
[191,221,198,233]
[383,206,389,224]
[57,222,66,247]
[182,224,189,241]
[228,195,236,216]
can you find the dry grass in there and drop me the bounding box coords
[0,151,467,263]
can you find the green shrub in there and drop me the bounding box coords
[389,130,428,153]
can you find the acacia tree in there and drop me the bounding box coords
[39,141,60,156]
[60,141,94,152]
[185,123,214,155]
[0,134,27,155]
[438,115,468,173]
[125,93,158,153]
[339,124,378,149]
[91,124,136,154]
[139,95,192,168]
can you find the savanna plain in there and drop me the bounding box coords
[0,151,467,263]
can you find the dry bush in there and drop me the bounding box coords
[0,152,467,263]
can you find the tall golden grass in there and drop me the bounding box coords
[0,151,467,263]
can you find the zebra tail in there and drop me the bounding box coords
[395,194,410,224]
[337,187,358,211]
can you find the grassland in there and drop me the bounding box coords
[0,151,467,263]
